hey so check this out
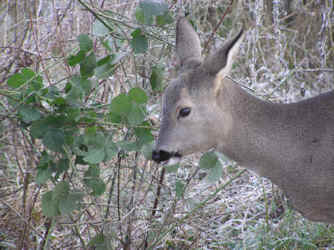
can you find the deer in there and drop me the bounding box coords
[151,17,334,224]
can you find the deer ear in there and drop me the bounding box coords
[203,28,244,89]
[176,17,202,70]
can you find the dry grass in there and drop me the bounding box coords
[1,0,334,249]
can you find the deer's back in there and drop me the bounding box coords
[252,90,334,222]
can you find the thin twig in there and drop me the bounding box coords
[151,167,166,217]
[203,0,235,52]
[148,169,247,249]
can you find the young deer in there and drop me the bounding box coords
[152,17,334,223]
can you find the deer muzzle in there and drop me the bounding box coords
[152,150,181,163]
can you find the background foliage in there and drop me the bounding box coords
[0,0,334,249]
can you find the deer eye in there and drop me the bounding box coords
[178,107,191,118]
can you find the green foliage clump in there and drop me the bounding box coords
[6,32,156,219]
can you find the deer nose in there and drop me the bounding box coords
[152,150,172,163]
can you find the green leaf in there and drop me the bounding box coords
[18,105,42,123]
[40,150,52,162]
[141,141,154,160]
[199,152,223,183]
[30,121,48,139]
[66,85,82,103]
[53,181,70,202]
[36,165,53,185]
[7,68,34,88]
[86,126,97,136]
[104,136,118,161]
[70,75,92,94]
[7,68,42,89]
[84,166,106,196]
[85,164,100,178]
[88,178,106,196]
[53,97,66,106]
[135,7,148,24]
[49,181,82,215]
[65,107,81,122]
[55,159,70,175]
[78,34,93,52]
[83,148,105,164]
[108,112,122,124]
[139,0,168,18]
[134,124,154,146]
[130,29,148,54]
[128,87,148,104]
[135,6,154,25]
[117,141,140,152]
[156,12,173,26]
[30,116,66,139]
[7,73,26,89]
[101,37,113,52]
[97,55,112,67]
[164,163,180,173]
[42,191,59,217]
[42,128,65,153]
[80,52,97,78]
[42,182,82,217]
[83,131,106,149]
[127,104,146,126]
[150,66,163,91]
[199,152,218,169]
[66,76,92,103]
[205,162,223,183]
[92,20,110,37]
[67,50,86,66]
[43,86,59,99]
[95,55,115,79]
[175,180,185,199]
[30,74,43,91]
[95,63,115,79]
[59,192,83,215]
[64,128,77,146]
[110,93,132,117]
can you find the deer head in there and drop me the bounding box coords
[152,17,244,164]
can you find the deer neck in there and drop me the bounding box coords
[215,78,284,177]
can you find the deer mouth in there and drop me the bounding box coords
[152,150,182,164]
